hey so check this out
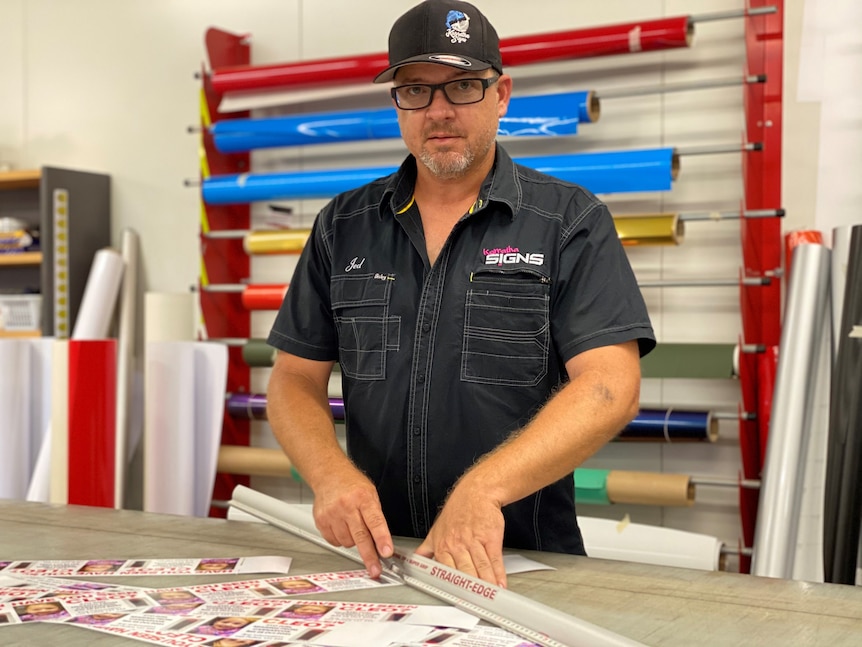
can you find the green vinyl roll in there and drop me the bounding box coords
[574,468,610,505]
[242,339,277,367]
[640,343,736,379]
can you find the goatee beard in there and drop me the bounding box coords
[419,149,474,179]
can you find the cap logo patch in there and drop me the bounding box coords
[445,9,471,43]
[428,54,472,67]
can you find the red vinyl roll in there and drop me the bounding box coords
[67,340,116,508]
[211,16,692,94]
[499,16,691,66]
[241,284,289,310]
[784,229,824,285]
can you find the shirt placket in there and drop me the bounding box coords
[406,248,448,537]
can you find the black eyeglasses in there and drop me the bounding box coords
[390,76,499,110]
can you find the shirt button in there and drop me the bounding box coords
[413,475,421,483]
[422,323,431,333]
[417,374,425,383]
[413,427,421,436]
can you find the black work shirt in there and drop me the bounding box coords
[268,145,655,554]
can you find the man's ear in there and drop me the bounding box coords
[496,74,513,117]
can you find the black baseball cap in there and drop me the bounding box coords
[373,0,503,84]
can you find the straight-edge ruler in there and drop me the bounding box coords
[229,485,646,647]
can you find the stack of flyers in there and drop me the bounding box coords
[1,573,148,604]
[0,565,543,646]
[0,556,292,578]
[75,600,539,646]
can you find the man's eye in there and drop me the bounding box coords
[405,86,425,96]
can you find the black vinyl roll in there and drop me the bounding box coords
[824,224,862,584]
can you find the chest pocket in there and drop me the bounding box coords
[462,269,550,387]
[331,273,400,380]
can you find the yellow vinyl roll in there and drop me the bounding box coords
[217,446,292,478]
[613,214,684,246]
[243,229,311,255]
[606,470,694,507]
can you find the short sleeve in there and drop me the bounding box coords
[267,210,339,360]
[552,198,656,360]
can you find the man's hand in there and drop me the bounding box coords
[415,480,507,587]
[312,469,393,579]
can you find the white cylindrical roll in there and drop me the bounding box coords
[0,341,32,498]
[49,340,70,504]
[72,247,125,340]
[752,243,832,579]
[192,342,229,517]
[579,516,723,571]
[115,228,141,509]
[144,341,197,515]
[144,341,227,517]
[144,292,196,342]
[328,371,343,398]
[24,337,54,502]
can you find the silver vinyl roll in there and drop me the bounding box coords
[752,243,832,579]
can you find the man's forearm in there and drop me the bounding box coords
[266,360,352,490]
[460,344,641,508]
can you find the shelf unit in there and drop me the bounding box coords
[0,166,111,337]
[196,5,786,573]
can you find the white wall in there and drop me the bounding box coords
[2,0,859,566]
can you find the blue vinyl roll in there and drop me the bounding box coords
[617,409,716,442]
[201,147,675,205]
[211,91,591,153]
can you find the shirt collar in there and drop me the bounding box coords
[379,144,521,221]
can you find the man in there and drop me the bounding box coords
[266,0,655,587]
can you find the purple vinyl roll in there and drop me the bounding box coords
[226,394,345,421]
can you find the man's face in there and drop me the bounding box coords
[393,63,510,180]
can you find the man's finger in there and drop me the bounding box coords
[326,518,358,548]
[414,538,433,558]
[450,548,480,579]
[360,503,393,559]
[489,551,507,589]
[347,518,383,579]
[469,543,506,587]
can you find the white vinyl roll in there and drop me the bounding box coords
[72,247,125,340]
[579,517,723,571]
[144,342,197,515]
[49,340,70,504]
[144,341,228,516]
[144,292,196,342]
[24,337,54,502]
[328,371,343,398]
[192,342,229,517]
[115,228,141,508]
[0,341,32,498]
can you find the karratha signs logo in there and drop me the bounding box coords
[483,246,544,266]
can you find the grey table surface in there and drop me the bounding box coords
[1,500,861,646]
